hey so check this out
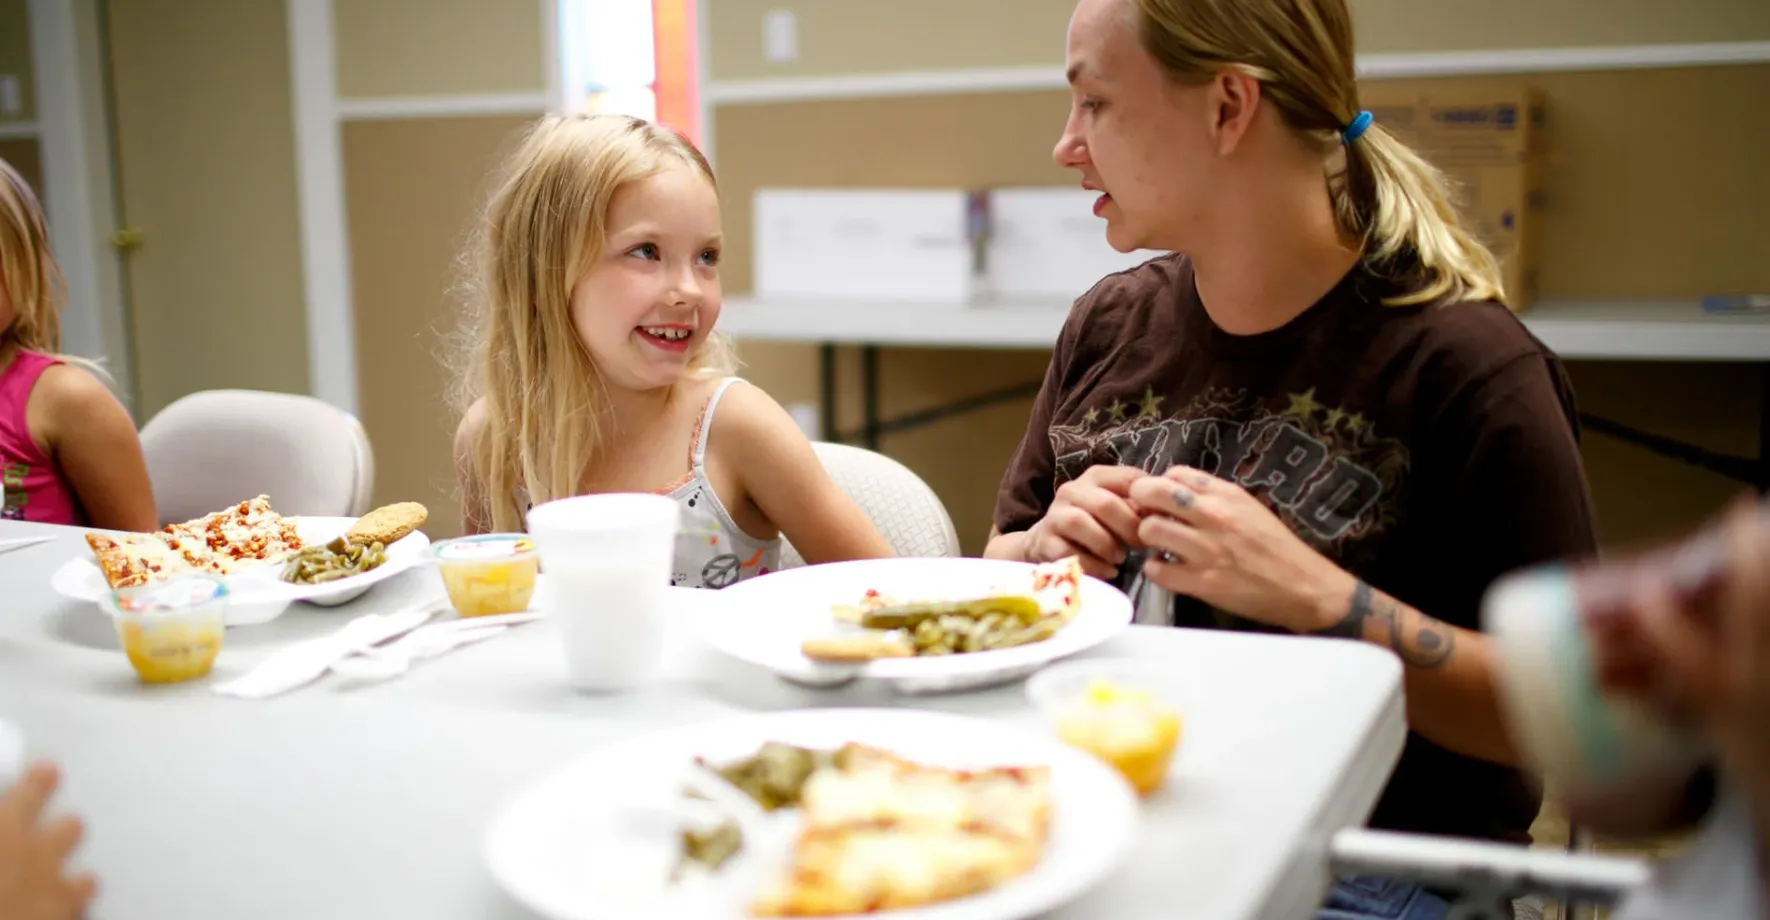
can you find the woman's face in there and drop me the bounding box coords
[1054,0,1219,254]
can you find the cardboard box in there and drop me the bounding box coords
[983,188,1162,300]
[1359,82,1545,311]
[752,189,983,303]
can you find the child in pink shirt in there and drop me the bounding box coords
[0,159,155,530]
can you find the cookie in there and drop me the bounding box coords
[800,633,915,663]
[344,502,429,547]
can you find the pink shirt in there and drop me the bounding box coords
[0,350,85,526]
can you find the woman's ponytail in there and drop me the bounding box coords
[1335,117,1507,307]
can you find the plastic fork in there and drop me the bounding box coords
[328,624,509,682]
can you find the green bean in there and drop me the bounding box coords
[676,821,743,876]
[858,595,1043,630]
[281,536,391,585]
[995,618,1059,649]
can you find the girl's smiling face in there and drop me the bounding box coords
[569,164,723,392]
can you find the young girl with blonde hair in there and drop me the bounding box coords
[988,1,1595,916]
[452,115,892,588]
[0,159,154,530]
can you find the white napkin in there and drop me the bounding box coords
[213,605,438,699]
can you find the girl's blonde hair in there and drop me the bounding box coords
[1132,0,1506,306]
[451,114,736,532]
[0,158,72,355]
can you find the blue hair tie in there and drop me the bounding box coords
[1341,110,1373,145]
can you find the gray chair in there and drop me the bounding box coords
[779,442,960,566]
[139,389,376,526]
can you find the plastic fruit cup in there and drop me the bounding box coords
[1027,658,1184,797]
[105,575,229,685]
[428,534,540,617]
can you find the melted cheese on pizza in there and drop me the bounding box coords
[1029,556,1083,622]
[750,744,1050,916]
[753,826,1027,915]
[86,496,302,589]
[801,751,1050,843]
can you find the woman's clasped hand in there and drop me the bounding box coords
[1023,461,1360,636]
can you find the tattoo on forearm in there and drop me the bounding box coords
[1315,579,1373,640]
[1390,604,1456,669]
[1313,580,1456,669]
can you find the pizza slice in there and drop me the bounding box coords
[750,824,1035,916]
[84,532,200,589]
[749,744,1051,916]
[1030,556,1085,623]
[173,495,303,573]
[84,495,303,590]
[807,744,1052,845]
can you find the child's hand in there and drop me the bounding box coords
[0,763,97,920]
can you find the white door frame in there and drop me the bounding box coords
[26,0,133,405]
[287,0,358,416]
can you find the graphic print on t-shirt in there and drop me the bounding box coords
[1,462,26,520]
[1049,385,1411,552]
[1048,385,1412,632]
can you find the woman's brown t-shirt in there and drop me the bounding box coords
[995,253,1599,844]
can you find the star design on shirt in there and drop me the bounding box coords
[1284,388,1323,421]
[1082,406,1100,426]
[1344,412,1368,435]
[1322,406,1346,431]
[1138,387,1165,419]
[1107,399,1128,422]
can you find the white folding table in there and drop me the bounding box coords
[0,519,1410,920]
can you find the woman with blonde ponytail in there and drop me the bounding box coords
[986,0,1593,914]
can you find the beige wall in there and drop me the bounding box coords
[708,0,1075,80]
[708,0,1770,79]
[72,0,132,394]
[0,0,35,124]
[334,0,545,98]
[713,69,1770,300]
[1569,361,1764,547]
[343,116,533,539]
[335,0,547,538]
[104,0,310,418]
[0,137,39,200]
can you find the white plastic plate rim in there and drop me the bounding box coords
[48,516,430,615]
[696,557,1133,681]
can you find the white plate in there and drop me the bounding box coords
[695,558,1132,693]
[482,708,1139,920]
[48,516,431,625]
